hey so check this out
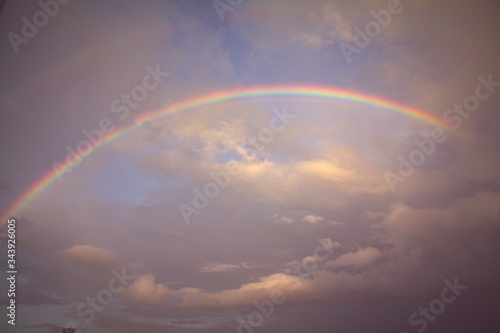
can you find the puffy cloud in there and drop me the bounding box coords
[325,247,383,268]
[318,237,342,253]
[122,273,171,305]
[123,272,304,308]
[180,273,303,308]
[378,191,500,269]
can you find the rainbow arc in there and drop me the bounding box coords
[1,85,449,221]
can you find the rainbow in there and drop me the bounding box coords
[1,85,450,222]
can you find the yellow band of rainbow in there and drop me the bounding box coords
[1,85,449,221]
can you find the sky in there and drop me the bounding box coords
[0,0,500,332]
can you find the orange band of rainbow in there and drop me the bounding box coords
[1,85,449,221]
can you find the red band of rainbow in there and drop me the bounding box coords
[1,85,450,222]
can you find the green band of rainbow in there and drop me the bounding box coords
[1,85,449,221]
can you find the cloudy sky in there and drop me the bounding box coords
[1,0,500,332]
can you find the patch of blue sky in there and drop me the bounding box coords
[215,148,242,163]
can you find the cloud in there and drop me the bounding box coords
[58,244,119,268]
[122,273,171,305]
[286,236,342,268]
[298,3,354,49]
[200,262,260,273]
[273,214,293,224]
[296,160,357,181]
[325,247,383,268]
[302,215,326,223]
[318,237,342,253]
[123,272,304,308]
[378,191,500,267]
